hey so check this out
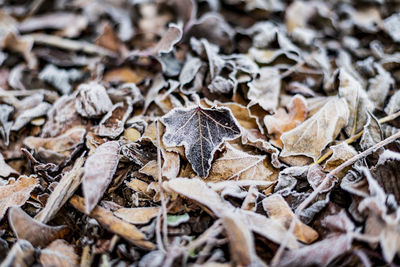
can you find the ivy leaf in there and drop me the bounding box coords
[162,106,241,178]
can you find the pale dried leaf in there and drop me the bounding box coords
[281,97,349,161]
[0,175,38,221]
[11,102,51,131]
[0,152,18,178]
[208,143,274,182]
[0,240,34,267]
[75,82,113,118]
[40,239,79,267]
[264,95,307,148]
[262,194,318,244]
[247,67,281,112]
[114,207,160,224]
[82,141,120,214]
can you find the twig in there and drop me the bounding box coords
[316,110,400,164]
[272,130,400,265]
[156,120,169,251]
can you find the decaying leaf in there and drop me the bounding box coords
[247,67,281,112]
[75,82,113,118]
[0,175,38,221]
[163,178,299,248]
[24,127,86,165]
[11,102,51,131]
[262,194,318,244]
[114,207,160,224]
[0,152,18,178]
[96,99,133,139]
[82,141,120,214]
[208,143,275,182]
[40,239,79,267]
[264,95,308,148]
[324,143,357,172]
[0,240,34,267]
[162,106,241,178]
[69,195,154,250]
[8,207,70,248]
[281,97,349,161]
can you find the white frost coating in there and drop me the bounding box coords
[377,150,400,165]
[11,102,52,131]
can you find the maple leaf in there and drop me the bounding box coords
[162,106,241,178]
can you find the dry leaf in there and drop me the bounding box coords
[40,239,79,267]
[264,95,307,148]
[24,127,86,164]
[324,142,357,172]
[0,152,18,178]
[247,67,281,112]
[96,99,133,139]
[69,195,154,250]
[8,207,70,248]
[281,97,349,161]
[82,141,120,214]
[114,207,160,224]
[162,106,241,178]
[0,175,38,221]
[262,194,318,244]
[208,143,275,182]
[75,82,113,118]
[0,240,34,267]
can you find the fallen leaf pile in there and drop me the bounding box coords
[1,0,400,266]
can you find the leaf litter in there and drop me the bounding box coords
[1,0,400,266]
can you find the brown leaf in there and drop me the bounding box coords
[24,127,86,164]
[264,95,307,148]
[82,141,120,214]
[69,195,154,250]
[162,105,241,178]
[0,240,34,267]
[281,97,349,161]
[0,175,38,221]
[222,212,257,266]
[262,194,318,244]
[96,99,133,139]
[8,207,70,248]
[208,143,275,182]
[163,178,300,249]
[114,207,160,224]
[40,239,79,267]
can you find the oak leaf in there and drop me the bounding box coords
[161,106,241,178]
